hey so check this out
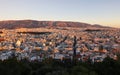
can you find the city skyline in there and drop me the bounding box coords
[0,0,120,28]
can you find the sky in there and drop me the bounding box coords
[0,0,120,28]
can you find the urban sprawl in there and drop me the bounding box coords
[0,27,120,63]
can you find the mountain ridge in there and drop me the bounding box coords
[0,20,110,29]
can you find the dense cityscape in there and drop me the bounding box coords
[0,28,119,63]
[0,27,120,75]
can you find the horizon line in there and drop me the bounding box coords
[0,19,119,28]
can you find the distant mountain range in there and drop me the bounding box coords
[0,20,110,29]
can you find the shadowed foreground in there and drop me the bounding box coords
[0,56,120,75]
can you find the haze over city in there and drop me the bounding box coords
[0,0,119,28]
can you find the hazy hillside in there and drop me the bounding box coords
[0,20,107,29]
